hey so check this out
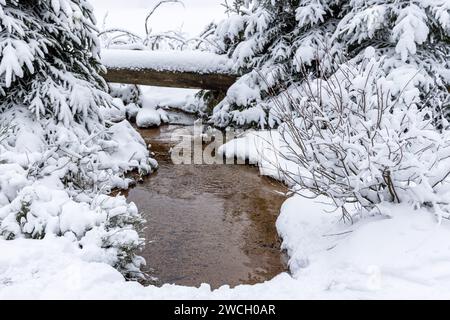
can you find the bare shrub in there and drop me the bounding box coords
[267,50,450,219]
[99,0,219,51]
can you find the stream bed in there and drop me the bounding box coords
[124,115,288,289]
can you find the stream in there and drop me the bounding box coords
[124,113,288,289]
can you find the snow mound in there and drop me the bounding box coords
[276,197,450,299]
[135,108,170,128]
[107,120,157,175]
[217,130,303,183]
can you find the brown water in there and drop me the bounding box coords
[125,123,288,289]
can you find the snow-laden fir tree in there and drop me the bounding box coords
[211,0,450,129]
[0,0,154,279]
[0,0,108,126]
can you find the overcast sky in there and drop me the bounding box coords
[90,0,226,36]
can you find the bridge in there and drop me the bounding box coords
[101,49,239,91]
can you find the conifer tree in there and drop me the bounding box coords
[0,0,109,127]
[0,0,153,279]
[211,0,450,128]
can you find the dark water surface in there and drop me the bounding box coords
[125,120,288,288]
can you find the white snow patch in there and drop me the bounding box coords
[107,120,157,175]
[99,98,127,122]
[218,130,303,183]
[136,108,162,128]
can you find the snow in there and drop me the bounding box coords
[134,90,191,128]
[59,202,97,238]
[140,86,200,111]
[274,198,450,299]
[99,98,127,122]
[392,4,430,61]
[102,49,235,74]
[136,108,162,128]
[107,120,158,174]
[0,103,155,279]
[217,130,302,183]
[108,85,206,128]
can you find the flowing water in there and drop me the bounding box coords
[125,113,288,289]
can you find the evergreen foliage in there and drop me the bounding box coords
[211,0,450,128]
[0,0,109,127]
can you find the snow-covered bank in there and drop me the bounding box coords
[0,0,163,284]
[277,197,450,299]
[218,130,305,185]
[139,87,201,113]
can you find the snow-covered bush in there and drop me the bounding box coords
[0,0,156,279]
[211,0,450,128]
[0,171,146,278]
[273,50,450,219]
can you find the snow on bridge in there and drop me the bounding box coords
[101,49,238,91]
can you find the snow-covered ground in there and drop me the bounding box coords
[140,87,199,111]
